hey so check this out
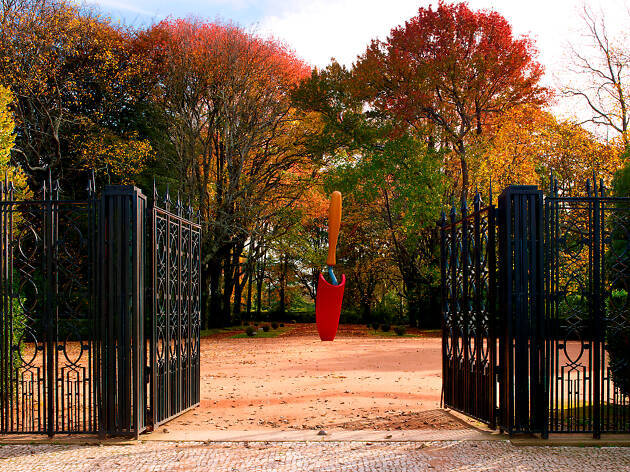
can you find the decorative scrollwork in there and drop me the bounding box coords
[150,195,201,426]
[441,198,495,426]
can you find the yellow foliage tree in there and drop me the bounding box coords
[0,85,28,198]
[470,105,624,200]
[75,130,153,184]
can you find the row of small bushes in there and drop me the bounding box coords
[369,322,407,336]
[244,322,285,337]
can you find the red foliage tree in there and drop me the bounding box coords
[354,1,550,200]
[134,19,314,326]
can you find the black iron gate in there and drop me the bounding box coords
[546,181,630,436]
[0,177,201,437]
[0,177,98,435]
[440,194,497,427]
[149,186,201,427]
[440,181,630,438]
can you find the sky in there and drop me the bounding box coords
[87,0,630,123]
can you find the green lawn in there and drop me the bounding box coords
[231,327,291,338]
[368,329,418,338]
[200,326,246,337]
[367,328,441,338]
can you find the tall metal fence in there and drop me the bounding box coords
[440,181,630,438]
[0,176,201,437]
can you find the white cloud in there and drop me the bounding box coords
[259,0,420,68]
[86,0,154,16]
[258,0,630,126]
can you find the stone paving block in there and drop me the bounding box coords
[0,440,629,471]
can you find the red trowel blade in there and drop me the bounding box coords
[315,272,345,341]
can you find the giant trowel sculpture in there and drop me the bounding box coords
[315,191,345,341]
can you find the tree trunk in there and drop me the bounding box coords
[232,242,245,321]
[256,251,266,318]
[458,141,468,204]
[246,246,253,321]
[221,249,233,326]
[201,260,211,330]
[405,278,421,329]
[208,255,223,328]
[278,255,287,316]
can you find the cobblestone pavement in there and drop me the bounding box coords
[0,440,629,471]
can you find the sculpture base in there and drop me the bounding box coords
[315,273,345,341]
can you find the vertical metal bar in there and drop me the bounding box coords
[196,223,201,405]
[177,216,182,416]
[0,184,6,433]
[52,187,59,434]
[592,193,601,439]
[440,213,447,412]
[45,177,54,438]
[498,188,514,434]
[150,202,157,429]
[473,197,481,420]
[166,213,171,421]
[450,207,457,410]
[488,204,497,430]
[543,197,551,439]
[461,202,469,413]
[514,191,525,432]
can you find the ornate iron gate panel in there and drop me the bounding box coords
[0,179,202,437]
[546,183,630,436]
[440,193,497,427]
[0,180,98,435]
[149,188,201,427]
[441,182,630,439]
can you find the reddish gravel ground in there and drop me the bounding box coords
[164,323,467,432]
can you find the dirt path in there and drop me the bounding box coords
[165,324,461,432]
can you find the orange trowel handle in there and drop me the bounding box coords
[326,191,342,266]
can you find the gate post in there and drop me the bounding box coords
[97,186,147,438]
[497,185,546,436]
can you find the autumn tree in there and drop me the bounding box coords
[335,194,393,322]
[329,137,446,327]
[471,105,623,197]
[0,0,153,188]
[138,20,316,326]
[0,85,27,195]
[294,62,447,326]
[353,1,548,201]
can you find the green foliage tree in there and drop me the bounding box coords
[329,137,445,327]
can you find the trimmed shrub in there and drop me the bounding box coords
[394,326,407,336]
[262,324,270,332]
[279,323,284,327]
[370,322,380,330]
[271,322,279,329]
[245,326,255,337]
[380,323,391,332]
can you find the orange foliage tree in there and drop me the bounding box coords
[353,1,549,201]
[0,0,153,186]
[471,106,624,199]
[137,19,318,325]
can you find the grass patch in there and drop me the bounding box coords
[231,327,291,339]
[200,326,245,338]
[368,329,419,338]
[367,328,441,338]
